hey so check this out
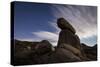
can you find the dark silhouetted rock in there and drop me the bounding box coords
[57,18,76,34]
[81,43,97,60]
[56,18,87,61]
[35,40,53,55]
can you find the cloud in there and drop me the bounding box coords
[51,5,97,39]
[16,31,59,46]
[48,21,60,33]
[16,37,41,42]
[32,31,58,46]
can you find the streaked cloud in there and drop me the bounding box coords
[51,5,97,39]
[49,5,97,46]
[32,31,58,46]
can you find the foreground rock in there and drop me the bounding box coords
[13,41,97,65]
[34,40,53,55]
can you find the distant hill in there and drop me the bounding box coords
[81,43,97,60]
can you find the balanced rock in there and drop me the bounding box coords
[57,18,76,34]
[56,18,83,61]
[35,40,53,55]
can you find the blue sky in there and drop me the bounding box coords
[14,1,97,46]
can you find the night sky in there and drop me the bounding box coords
[14,1,97,46]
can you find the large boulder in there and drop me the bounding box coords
[34,40,53,55]
[57,18,76,34]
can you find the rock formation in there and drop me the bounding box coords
[57,18,81,50]
[55,18,85,61]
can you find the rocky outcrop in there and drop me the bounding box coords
[13,40,55,65]
[56,18,89,61]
